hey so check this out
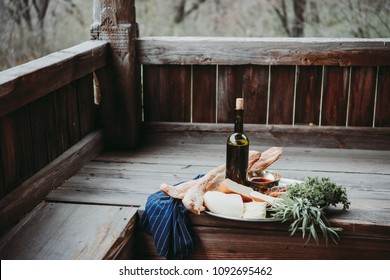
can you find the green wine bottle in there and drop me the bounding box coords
[226,98,249,185]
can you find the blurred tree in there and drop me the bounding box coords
[0,0,86,70]
[174,0,207,23]
[274,0,307,37]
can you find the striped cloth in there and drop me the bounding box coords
[139,175,203,260]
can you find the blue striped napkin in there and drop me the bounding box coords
[139,175,204,259]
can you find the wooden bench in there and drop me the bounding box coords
[1,0,390,260]
[1,1,142,260]
[0,39,139,259]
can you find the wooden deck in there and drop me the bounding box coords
[47,141,390,220]
[3,133,385,260]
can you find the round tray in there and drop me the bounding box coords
[203,177,302,222]
[204,211,282,222]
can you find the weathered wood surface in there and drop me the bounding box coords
[91,0,141,149]
[137,218,390,259]
[0,130,104,234]
[0,202,137,260]
[142,122,390,150]
[136,37,390,66]
[42,137,390,259]
[141,63,390,128]
[0,41,103,201]
[143,65,191,122]
[0,73,99,201]
[0,40,108,118]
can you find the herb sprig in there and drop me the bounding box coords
[271,177,350,245]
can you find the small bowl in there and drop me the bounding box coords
[247,170,281,193]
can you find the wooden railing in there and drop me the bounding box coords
[137,37,390,127]
[0,41,108,222]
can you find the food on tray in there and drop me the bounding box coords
[160,147,283,215]
[204,191,243,218]
[248,147,283,176]
[204,191,268,219]
[249,190,282,207]
[217,178,253,202]
[243,202,267,219]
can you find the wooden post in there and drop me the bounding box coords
[91,0,141,149]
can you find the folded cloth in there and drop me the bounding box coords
[139,175,203,260]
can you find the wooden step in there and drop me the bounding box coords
[0,202,137,260]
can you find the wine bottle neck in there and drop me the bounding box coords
[234,109,244,133]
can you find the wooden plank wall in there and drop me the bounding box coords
[0,76,97,199]
[0,41,108,200]
[138,38,390,127]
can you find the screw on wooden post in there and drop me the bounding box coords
[91,0,141,149]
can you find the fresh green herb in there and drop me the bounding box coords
[271,177,350,245]
[286,177,350,210]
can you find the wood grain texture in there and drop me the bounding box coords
[295,66,322,125]
[0,146,3,198]
[66,82,81,145]
[76,73,97,137]
[0,130,104,234]
[375,66,390,127]
[192,65,216,123]
[217,65,268,124]
[29,96,50,172]
[136,37,390,66]
[321,66,350,126]
[0,107,35,196]
[142,122,390,150]
[143,65,191,122]
[217,65,245,123]
[0,202,137,260]
[0,41,108,118]
[242,65,269,124]
[348,66,377,126]
[269,66,296,124]
[91,0,141,149]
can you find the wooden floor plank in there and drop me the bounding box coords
[46,142,390,227]
[0,202,137,260]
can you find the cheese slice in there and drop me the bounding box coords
[243,202,267,219]
[203,191,243,218]
[217,178,253,201]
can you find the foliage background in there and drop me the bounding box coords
[1,0,389,71]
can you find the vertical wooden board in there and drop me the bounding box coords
[14,107,35,188]
[45,93,61,162]
[142,65,161,121]
[0,146,3,198]
[77,74,97,137]
[269,66,295,124]
[295,66,322,125]
[348,66,377,126]
[321,66,349,126]
[243,65,269,124]
[54,85,71,153]
[0,108,35,196]
[0,114,17,195]
[217,65,245,123]
[66,82,81,146]
[30,96,49,172]
[192,65,216,123]
[143,65,191,122]
[375,66,390,127]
